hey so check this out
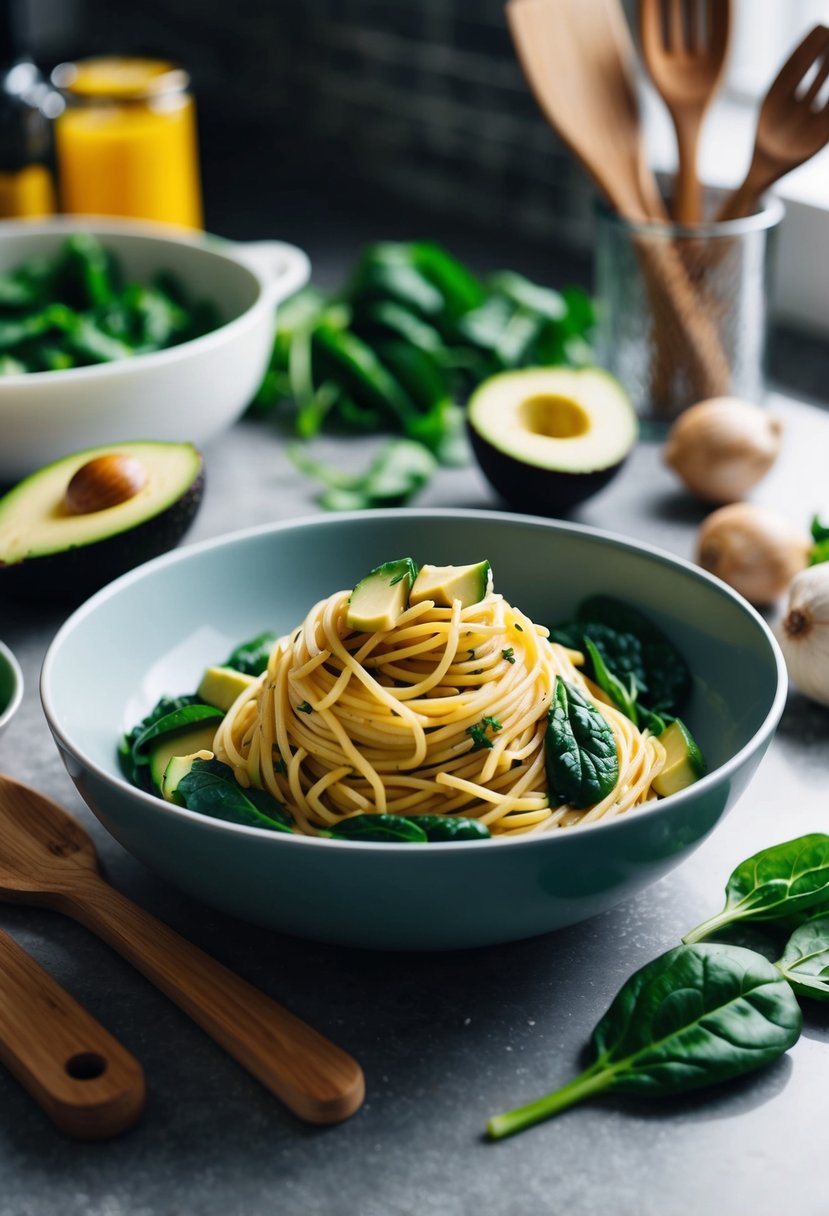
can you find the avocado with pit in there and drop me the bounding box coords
[0,440,204,603]
[410,561,491,609]
[197,665,256,712]
[467,367,637,516]
[346,557,418,632]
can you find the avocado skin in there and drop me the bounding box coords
[0,466,204,604]
[467,420,628,516]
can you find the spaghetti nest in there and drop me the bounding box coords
[212,589,666,838]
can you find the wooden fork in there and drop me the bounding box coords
[640,0,732,224]
[717,24,829,221]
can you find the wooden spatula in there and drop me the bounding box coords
[0,926,145,1138]
[0,774,365,1126]
[506,0,731,408]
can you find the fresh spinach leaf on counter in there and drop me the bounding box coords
[776,913,829,1001]
[288,438,437,511]
[683,833,829,944]
[250,240,594,507]
[486,943,802,1139]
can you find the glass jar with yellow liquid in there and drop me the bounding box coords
[52,57,203,229]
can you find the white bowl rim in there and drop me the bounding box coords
[0,638,24,731]
[0,216,280,387]
[40,507,789,854]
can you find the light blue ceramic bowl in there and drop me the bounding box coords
[0,639,23,738]
[41,510,786,950]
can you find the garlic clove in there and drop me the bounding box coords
[778,564,829,706]
[664,397,782,504]
[696,502,809,605]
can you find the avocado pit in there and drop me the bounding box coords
[65,453,149,515]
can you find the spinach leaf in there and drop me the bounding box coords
[329,813,428,843]
[289,438,436,511]
[223,631,278,677]
[486,943,801,1139]
[545,678,619,809]
[583,636,639,725]
[549,621,648,698]
[119,694,206,787]
[776,914,829,1001]
[130,703,224,764]
[809,514,829,566]
[176,758,293,833]
[683,834,829,944]
[405,814,491,841]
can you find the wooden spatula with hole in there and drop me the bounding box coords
[0,774,365,1126]
[0,925,145,1138]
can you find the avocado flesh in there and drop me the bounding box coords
[0,440,203,602]
[467,368,637,515]
[197,666,256,712]
[148,723,217,793]
[346,557,417,632]
[652,719,704,797]
[161,749,214,805]
[410,561,491,609]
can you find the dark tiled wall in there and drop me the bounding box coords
[32,0,594,246]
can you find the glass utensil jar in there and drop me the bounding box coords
[593,193,784,429]
[52,57,203,229]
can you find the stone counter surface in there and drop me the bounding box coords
[1,390,828,1216]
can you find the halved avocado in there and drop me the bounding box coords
[0,440,204,602]
[467,368,637,516]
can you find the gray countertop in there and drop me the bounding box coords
[2,389,829,1216]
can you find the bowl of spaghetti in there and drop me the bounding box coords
[41,509,786,950]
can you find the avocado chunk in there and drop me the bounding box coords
[410,561,491,609]
[652,718,705,797]
[467,368,637,515]
[197,665,256,711]
[0,440,204,603]
[148,722,218,793]
[346,557,417,632]
[161,749,215,805]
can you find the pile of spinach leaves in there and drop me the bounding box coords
[0,233,220,374]
[549,593,691,735]
[250,241,594,509]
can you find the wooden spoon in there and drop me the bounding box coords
[507,0,731,408]
[640,0,732,224]
[0,775,365,1126]
[717,24,829,221]
[0,926,145,1139]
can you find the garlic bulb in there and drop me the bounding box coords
[696,503,809,605]
[778,564,829,706]
[664,397,782,503]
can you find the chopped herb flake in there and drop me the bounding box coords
[515,623,523,632]
[296,701,313,714]
[502,647,515,664]
[466,716,503,751]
